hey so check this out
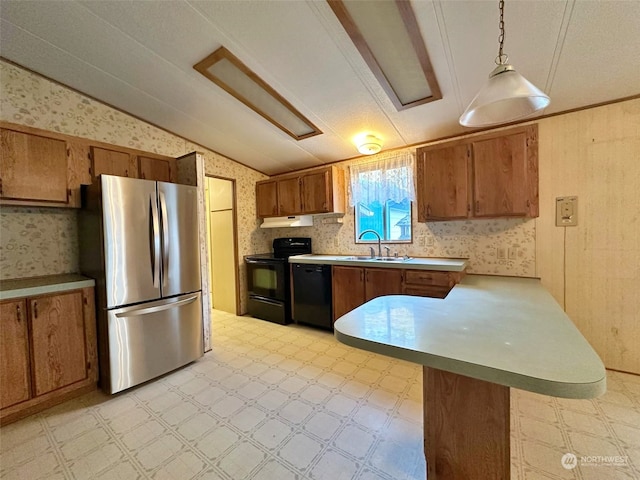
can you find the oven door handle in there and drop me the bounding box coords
[245,258,282,264]
[250,295,284,306]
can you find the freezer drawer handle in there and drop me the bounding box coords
[115,294,199,318]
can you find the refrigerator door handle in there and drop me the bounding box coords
[150,195,161,288]
[159,190,169,288]
[114,294,199,318]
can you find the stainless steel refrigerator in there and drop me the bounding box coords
[80,175,203,394]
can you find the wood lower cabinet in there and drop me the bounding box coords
[403,269,464,299]
[0,300,30,409]
[30,292,87,397]
[332,266,366,321]
[365,268,403,301]
[0,287,98,425]
[333,266,453,322]
[0,128,69,203]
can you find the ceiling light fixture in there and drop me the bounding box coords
[328,0,441,111]
[194,47,322,140]
[459,0,550,127]
[356,134,383,155]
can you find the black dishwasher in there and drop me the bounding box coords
[292,263,333,330]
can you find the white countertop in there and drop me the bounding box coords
[289,254,468,272]
[334,275,606,399]
[0,274,96,300]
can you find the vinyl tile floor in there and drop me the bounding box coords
[1,310,639,480]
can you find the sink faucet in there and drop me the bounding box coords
[384,246,391,257]
[358,229,382,258]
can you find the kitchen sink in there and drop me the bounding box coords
[343,256,412,262]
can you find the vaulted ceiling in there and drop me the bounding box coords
[1,0,639,175]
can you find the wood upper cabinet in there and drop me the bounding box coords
[472,127,538,217]
[332,266,366,322]
[90,146,138,179]
[29,292,86,396]
[0,300,30,410]
[416,125,538,221]
[278,177,302,215]
[0,128,69,203]
[301,170,331,213]
[364,268,403,301]
[138,156,175,182]
[256,180,279,217]
[417,143,470,221]
[0,287,98,425]
[255,166,345,218]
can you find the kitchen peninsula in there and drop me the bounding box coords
[334,275,606,480]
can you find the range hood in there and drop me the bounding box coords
[260,215,313,229]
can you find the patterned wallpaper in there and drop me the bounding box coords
[265,152,537,277]
[0,58,535,318]
[0,60,270,314]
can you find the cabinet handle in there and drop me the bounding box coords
[475,200,480,212]
[33,301,38,319]
[16,304,21,322]
[125,169,129,177]
[0,178,3,195]
[360,270,364,282]
[426,204,431,217]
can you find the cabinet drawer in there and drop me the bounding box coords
[403,285,451,299]
[404,270,453,287]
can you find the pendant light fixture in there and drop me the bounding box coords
[459,0,550,127]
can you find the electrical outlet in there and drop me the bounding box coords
[426,237,434,247]
[556,196,578,226]
[419,236,426,247]
[497,247,507,260]
[333,238,339,248]
[508,247,518,259]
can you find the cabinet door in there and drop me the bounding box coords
[472,129,534,217]
[332,266,366,322]
[0,129,68,202]
[365,268,403,301]
[417,144,470,221]
[0,300,31,409]
[278,177,302,215]
[91,146,138,179]
[302,170,331,213]
[138,156,173,182]
[256,180,279,217]
[30,292,87,396]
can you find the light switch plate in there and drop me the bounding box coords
[556,196,578,226]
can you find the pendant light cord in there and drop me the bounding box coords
[496,0,508,65]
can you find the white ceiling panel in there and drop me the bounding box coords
[1,0,639,174]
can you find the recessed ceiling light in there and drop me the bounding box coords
[194,47,322,140]
[328,0,442,111]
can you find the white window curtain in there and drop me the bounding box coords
[348,151,415,207]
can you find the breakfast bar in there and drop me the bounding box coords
[334,275,606,480]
